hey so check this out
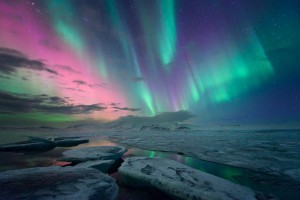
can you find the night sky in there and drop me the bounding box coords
[0,0,299,126]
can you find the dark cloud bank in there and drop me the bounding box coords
[0,90,106,115]
[73,80,87,85]
[112,106,141,112]
[0,47,58,76]
[111,110,194,126]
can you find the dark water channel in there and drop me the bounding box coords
[0,138,299,200]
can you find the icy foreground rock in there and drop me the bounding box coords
[0,136,88,153]
[60,146,127,162]
[54,137,89,147]
[0,136,55,153]
[0,141,55,153]
[119,157,257,200]
[0,166,118,200]
[76,160,115,173]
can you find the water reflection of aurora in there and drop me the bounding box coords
[125,148,243,183]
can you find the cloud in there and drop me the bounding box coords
[110,110,194,126]
[48,96,68,104]
[0,90,106,115]
[65,87,76,91]
[73,80,87,85]
[89,83,106,88]
[36,104,106,114]
[0,47,58,75]
[110,102,120,106]
[151,111,194,122]
[72,79,106,88]
[54,65,80,74]
[112,106,141,112]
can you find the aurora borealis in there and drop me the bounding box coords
[0,0,299,126]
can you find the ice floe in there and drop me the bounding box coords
[0,138,55,153]
[76,160,115,173]
[0,136,88,153]
[59,146,127,163]
[119,157,258,200]
[0,166,118,200]
[53,137,89,147]
[107,129,300,182]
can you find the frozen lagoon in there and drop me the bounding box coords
[0,127,299,199]
[106,129,300,181]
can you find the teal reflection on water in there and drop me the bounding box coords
[125,148,243,183]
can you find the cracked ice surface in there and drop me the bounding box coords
[119,157,257,200]
[0,166,118,200]
[104,129,300,182]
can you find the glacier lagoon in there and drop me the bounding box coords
[0,126,299,200]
